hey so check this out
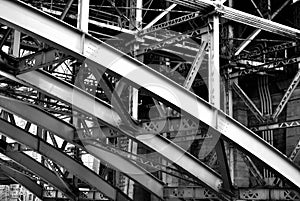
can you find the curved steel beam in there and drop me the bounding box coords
[0,140,76,200]
[0,0,299,190]
[0,95,164,199]
[10,70,223,196]
[0,163,43,199]
[0,119,131,201]
[0,96,75,141]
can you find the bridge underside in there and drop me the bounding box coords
[0,0,299,200]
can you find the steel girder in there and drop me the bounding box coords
[164,186,300,200]
[0,163,43,199]
[168,0,300,39]
[138,27,208,55]
[40,7,199,57]
[0,141,76,200]
[251,119,300,131]
[0,96,75,141]
[232,56,300,76]
[0,96,164,199]
[8,69,223,197]
[0,0,299,190]
[0,119,131,201]
[0,3,221,195]
[234,0,292,55]
[234,42,298,61]
[138,11,201,36]
[183,40,208,90]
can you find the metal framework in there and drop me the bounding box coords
[138,11,202,36]
[0,141,76,199]
[231,82,265,122]
[0,95,164,199]
[233,42,298,61]
[233,56,300,76]
[164,186,300,200]
[143,3,177,29]
[234,0,292,55]
[0,0,299,190]
[12,70,224,198]
[169,0,300,39]
[138,27,208,55]
[183,39,208,90]
[251,119,300,131]
[272,67,300,120]
[0,163,43,199]
[0,119,131,201]
[0,0,299,200]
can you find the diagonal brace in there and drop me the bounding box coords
[232,82,265,122]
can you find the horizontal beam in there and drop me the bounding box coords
[164,186,300,200]
[0,96,163,199]
[139,11,201,36]
[89,19,135,34]
[251,119,300,131]
[139,27,207,55]
[0,119,130,201]
[43,190,110,201]
[0,164,43,199]
[232,56,300,76]
[234,42,297,61]
[168,0,300,39]
[141,117,202,134]
[218,5,300,39]
[41,6,134,35]
[0,0,299,190]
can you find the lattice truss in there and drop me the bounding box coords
[0,0,299,201]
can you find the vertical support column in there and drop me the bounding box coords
[226,0,235,186]
[136,0,143,29]
[129,87,139,120]
[209,13,232,192]
[208,15,220,108]
[267,0,271,19]
[12,30,21,57]
[129,0,137,30]
[227,77,235,185]
[77,0,90,32]
[128,86,138,199]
